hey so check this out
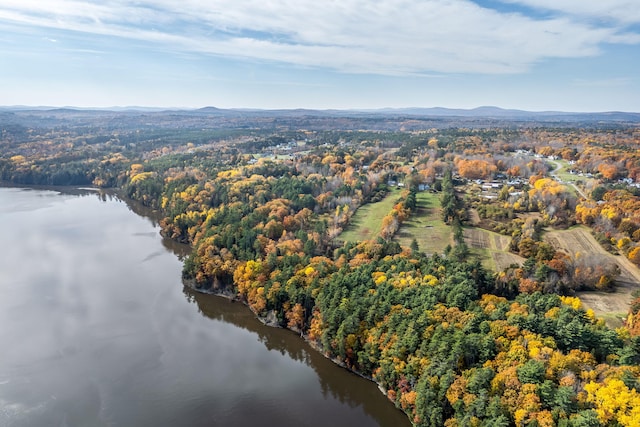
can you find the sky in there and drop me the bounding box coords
[0,0,639,111]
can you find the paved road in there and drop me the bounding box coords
[548,159,588,199]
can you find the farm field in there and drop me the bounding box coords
[339,188,401,243]
[544,226,640,326]
[395,191,451,254]
[464,227,525,272]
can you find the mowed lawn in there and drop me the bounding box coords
[395,191,451,254]
[339,189,401,242]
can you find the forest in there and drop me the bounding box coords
[2,109,640,426]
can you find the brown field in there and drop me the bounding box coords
[464,228,525,272]
[468,208,481,226]
[465,228,490,249]
[516,212,543,221]
[543,227,606,258]
[544,226,640,326]
[493,252,526,271]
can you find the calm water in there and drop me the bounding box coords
[0,187,410,427]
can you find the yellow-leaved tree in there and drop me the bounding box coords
[585,378,640,426]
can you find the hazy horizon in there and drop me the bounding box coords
[2,105,640,115]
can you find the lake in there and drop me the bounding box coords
[0,187,410,427]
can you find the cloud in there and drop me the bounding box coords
[496,0,640,25]
[0,0,638,75]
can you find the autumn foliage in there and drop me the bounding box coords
[3,117,640,427]
[455,157,497,180]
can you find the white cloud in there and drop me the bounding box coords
[0,0,638,75]
[497,0,640,25]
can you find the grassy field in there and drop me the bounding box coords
[549,159,593,198]
[464,227,525,271]
[395,191,451,255]
[339,188,402,242]
[550,159,580,183]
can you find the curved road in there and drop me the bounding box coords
[548,159,588,199]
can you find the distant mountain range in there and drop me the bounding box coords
[188,106,640,122]
[1,105,639,126]
[361,106,640,121]
[190,105,637,118]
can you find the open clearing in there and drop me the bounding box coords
[464,227,525,272]
[544,226,640,326]
[395,191,451,254]
[548,159,591,198]
[339,189,401,242]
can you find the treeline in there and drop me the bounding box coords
[440,168,469,261]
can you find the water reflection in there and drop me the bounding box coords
[97,189,192,259]
[182,287,410,426]
[53,186,192,259]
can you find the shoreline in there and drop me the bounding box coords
[182,277,400,414]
